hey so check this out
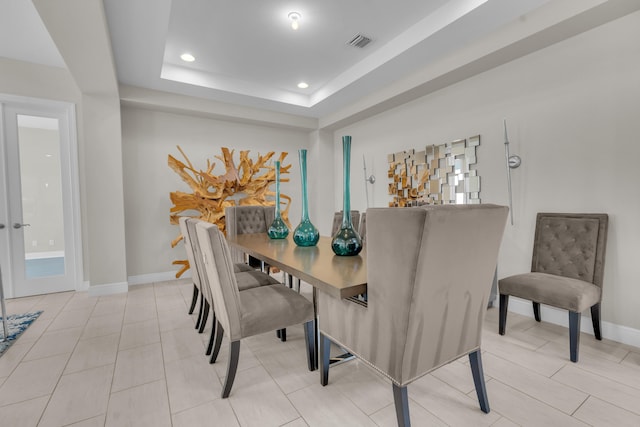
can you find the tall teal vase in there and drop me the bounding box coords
[293,149,319,246]
[268,161,289,239]
[331,136,362,256]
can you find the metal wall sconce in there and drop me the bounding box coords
[363,155,375,208]
[504,119,521,225]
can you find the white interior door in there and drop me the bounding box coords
[0,96,82,298]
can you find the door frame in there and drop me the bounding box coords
[0,93,83,298]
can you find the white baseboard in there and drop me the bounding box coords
[505,297,640,349]
[88,281,129,297]
[84,271,190,296]
[76,280,90,292]
[127,270,190,286]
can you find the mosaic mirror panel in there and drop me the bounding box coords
[388,135,481,207]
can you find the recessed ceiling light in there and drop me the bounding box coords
[288,12,301,30]
[180,53,195,62]
[297,82,309,89]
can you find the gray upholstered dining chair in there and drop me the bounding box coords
[331,210,360,236]
[225,205,275,271]
[180,218,270,335]
[319,204,509,427]
[498,212,608,362]
[183,218,278,357]
[225,205,291,341]
[196,221,315,398]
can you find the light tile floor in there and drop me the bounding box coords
[1,278,639,426]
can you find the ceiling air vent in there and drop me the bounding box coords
[347,34,372,49]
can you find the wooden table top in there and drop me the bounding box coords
[227,234,367,299]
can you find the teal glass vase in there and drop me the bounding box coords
[331,136,362,256]
[293,149,319,246]
[268,161,289,239]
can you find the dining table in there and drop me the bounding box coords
[227,233,367,369]
[227,233,367,299]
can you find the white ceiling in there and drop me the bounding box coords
[157,0,452,106]
[2,0,639,122]
[102,0,551,117]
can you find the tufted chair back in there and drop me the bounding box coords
[531,213,608,288]
[331,210,360,236]
[225,206,275,264]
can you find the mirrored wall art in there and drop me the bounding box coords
[387,135,481,207]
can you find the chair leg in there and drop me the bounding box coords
[275,328,287,341]
[569,311,581,362]
[533,302,541,322]
[469,350,490,413]
[206,312,217,356]
[392,384,411,427]
[499,294,509,335]
[313,317,319,370]
[221,340,241,398]
[210,321,224,364]
[198,300,209,333]
[320,333,331,386]
[194,295,204,330]
[188,284,199,314]
[591,303,602,340]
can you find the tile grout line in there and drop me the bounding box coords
[154,280,201,426]
[103,291,131,427]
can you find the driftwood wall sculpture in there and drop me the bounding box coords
[169,146,290,277]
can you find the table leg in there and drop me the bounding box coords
[312,287,319,370]
[329,351,356,366]
[311,287,354,369]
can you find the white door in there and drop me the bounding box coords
[0,96,82,298]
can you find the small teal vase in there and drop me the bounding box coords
[268,161,289,239]
[331,136,362,256]
[293,149,319,246]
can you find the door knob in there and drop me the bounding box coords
[0,224,4,229]
[13,223,30,229]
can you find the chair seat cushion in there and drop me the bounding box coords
[235,271,279,291]
[239,285,314,338]
[499,272,601,312]
[234,263,255,273]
